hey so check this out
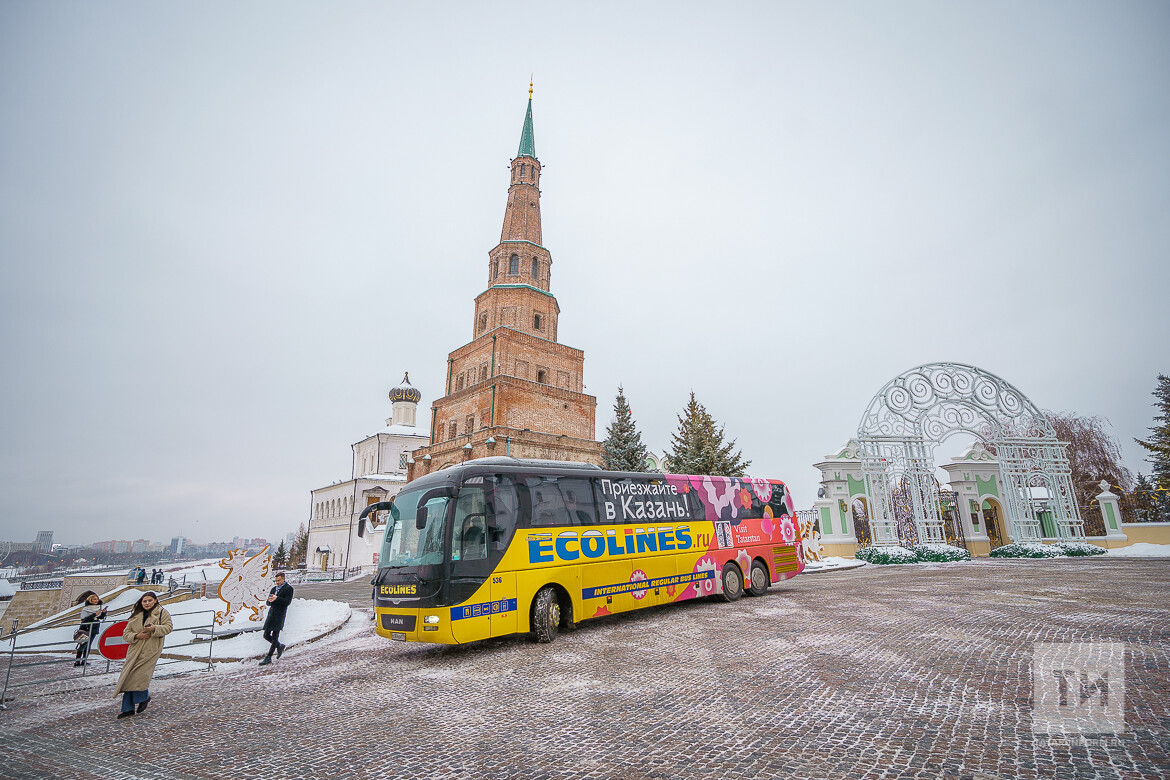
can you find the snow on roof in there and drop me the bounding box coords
[372,424,429,438]
[0,579,15,599]
[358,473,408,482]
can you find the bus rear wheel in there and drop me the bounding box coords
[532,586,561,643]
[747,560,769,596]
[719,563,744,602]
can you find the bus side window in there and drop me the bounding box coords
[685,484,708,522]
[767,483,787,519]
[488,475,519,552]
[742,485,766,520]
[527,476,569,527]
[559,478,597,525]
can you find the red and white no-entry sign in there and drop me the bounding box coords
[98,620,130,660]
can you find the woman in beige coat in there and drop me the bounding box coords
[113,592,173,719]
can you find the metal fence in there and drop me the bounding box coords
[1119,489,1170,523]
[290,567,364,583]
[17,579,64,591]
[1,609,219,709]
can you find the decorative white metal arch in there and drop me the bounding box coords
[857,362,1083,545]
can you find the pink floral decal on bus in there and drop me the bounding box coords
[630,569,648,599]
[748,478,773,503]
[735,549,753,577]
[684,556,718,599]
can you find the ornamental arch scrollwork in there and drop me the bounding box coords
[857,362,1083,546]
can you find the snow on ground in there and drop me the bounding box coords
[164,598,351,660]
[802,556,866,573]
[159,558,232,581]
[2,596,350,661]
[1107,542,1170,557]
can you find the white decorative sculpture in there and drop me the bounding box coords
[798,512,824,563]
[215,546,273,625]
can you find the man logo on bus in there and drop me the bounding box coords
[528,525,693,563]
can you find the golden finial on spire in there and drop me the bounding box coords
[529,75,533,99]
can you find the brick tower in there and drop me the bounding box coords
[408,84,602,478]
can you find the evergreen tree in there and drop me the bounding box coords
[1135,374,1170,488]
[273,540,288,568]
[664,392,751,477]
[289,523,308,568]
[602,386,650,472]
[1130,473,1157,522]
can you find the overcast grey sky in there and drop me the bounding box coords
[1,2,1167,546]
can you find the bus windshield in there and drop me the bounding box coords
[380,488,451,568]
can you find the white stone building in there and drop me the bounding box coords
[306,374,429,571]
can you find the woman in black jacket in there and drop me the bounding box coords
[74,591,107,666]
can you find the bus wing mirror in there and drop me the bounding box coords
[358,501,395,538]
[414,487,453,529]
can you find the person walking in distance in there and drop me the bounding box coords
[73,591,107,667]
[259,572,292,666]
[113,592,172,719]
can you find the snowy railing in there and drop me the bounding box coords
[18,579,64,591]
[1,610,218,709]
[291,566,364,583]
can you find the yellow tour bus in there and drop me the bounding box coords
[359,457,803,644]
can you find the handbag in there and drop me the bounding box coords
[73,628,89,643]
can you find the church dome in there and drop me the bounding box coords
[389,372,421,404]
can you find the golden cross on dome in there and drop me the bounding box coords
[529,76,533,99]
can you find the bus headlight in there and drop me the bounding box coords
[423,615,440,624]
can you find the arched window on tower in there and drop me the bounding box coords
[531,257,539,279]
[493,262,499,280]
[533,313,543,331]
[509,254,519,275]
[537,369,547,384]
[478,313,487,334]
[456,374,464,391]
[520,163,526,178]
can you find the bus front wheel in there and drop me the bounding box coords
[719,563,744,602]
[747,560,769,596]
[532,586,561,643]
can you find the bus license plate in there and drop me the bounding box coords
[391,632,406,641]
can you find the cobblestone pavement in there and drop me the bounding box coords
[1,558,1167,780]
[293,579,377,607]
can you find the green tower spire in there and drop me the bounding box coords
[517,79,536,158]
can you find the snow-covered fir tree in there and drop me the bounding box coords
[602,386,650,472]
[1136,374,1170,489]
[664,392,750,477]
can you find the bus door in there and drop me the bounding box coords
[448,478,494,643]
[487,475,520,638]
[570,477,627,617]
[631,527,675,608]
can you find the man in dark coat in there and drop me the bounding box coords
[259,572,293,666]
